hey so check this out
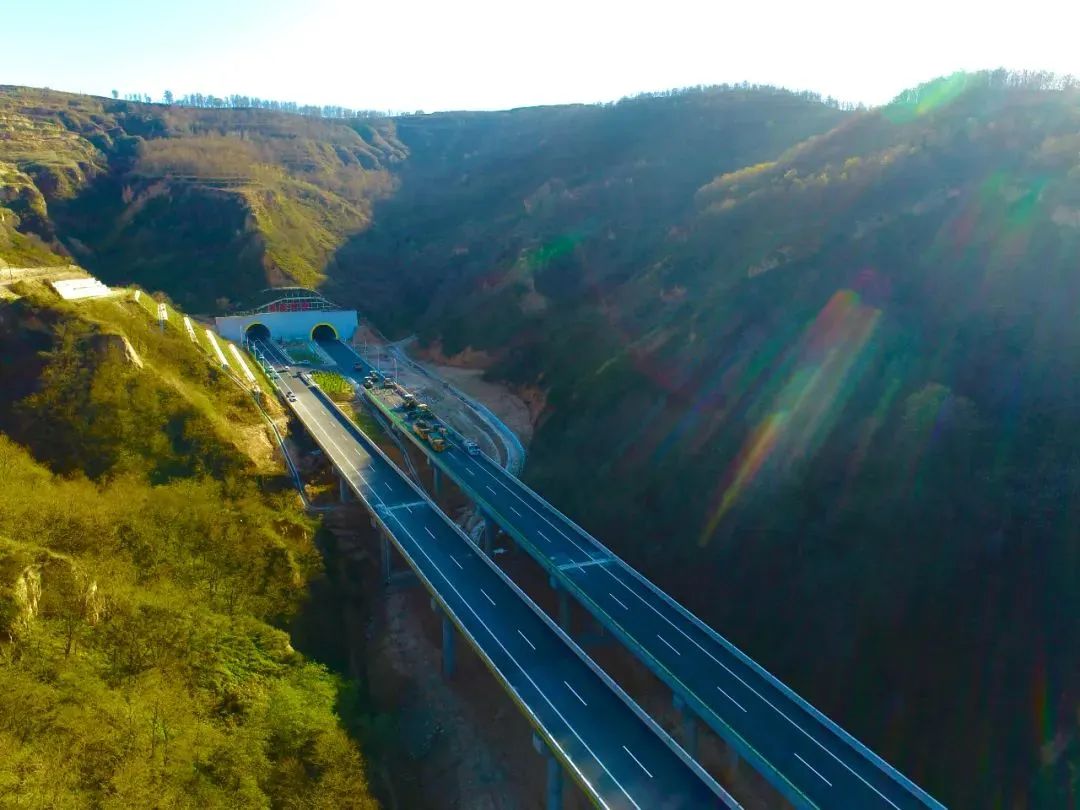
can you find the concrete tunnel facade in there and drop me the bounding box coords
[215,309,358,343]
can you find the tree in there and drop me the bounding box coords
[111,89,118,99]
[163,90,173,105]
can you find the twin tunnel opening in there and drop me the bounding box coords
[244,322,338,342]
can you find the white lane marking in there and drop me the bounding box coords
[485,484,497,494]
[794,753,832,787]
[466,468,475,476]
[717,687,747,713]
[425,527,436,539]
[656,634,681,656]
[608,593,629,611]
[457,447,899,804]
[511,506,522,516]
[384,482,393,492]
[604,569,902,808]
[564,681,588,706]
[537,530,551,543]
[450,555,464,570]
[266,344,645,809]
[517,629,536,651]
[622,745,653,779]
[405,505,412,514]
[480,588,496,607]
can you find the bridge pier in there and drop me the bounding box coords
[442,612,456,678]
[549,576,571,632]
[431,598,456,678]
[432,466,441,497]
[672,693,698,758]
[380,530,391,584]
[476,509,494,555]
[339,473,353,503]
[532,733,564,810]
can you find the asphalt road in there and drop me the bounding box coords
[323,338,945,810]
[250,338,735,810]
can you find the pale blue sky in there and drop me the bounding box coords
[6,0,1079,112]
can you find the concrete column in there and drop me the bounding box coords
[549,576,571,632]
[532,733,563,810]
[380,531,391,583]
[724,743,740,775]
[481,512,494,555]
[339,474,352,503]
[432,466,441,497]
[673,693,698,758]
[441,612,456,679]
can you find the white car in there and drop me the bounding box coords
[464,440,481,456]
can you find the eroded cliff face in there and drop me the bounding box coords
[0,539,101,646]
[0,85,405,308]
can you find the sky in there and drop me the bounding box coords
[5,0,1080,113]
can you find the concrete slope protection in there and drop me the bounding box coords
[324,338,946,810]
[250,338,735,810]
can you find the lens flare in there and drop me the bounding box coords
[701,288,881,545]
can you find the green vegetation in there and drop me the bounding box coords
[282,342,322,366]
[8,72,1080,805]
[310,370,355,402]
[0,286,377,807]
[335,73,1080,807]
[0,85,403,309]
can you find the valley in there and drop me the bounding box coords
[4,70,1080,806]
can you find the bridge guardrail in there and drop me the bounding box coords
[304,382,738,808]
[364,384,944,809]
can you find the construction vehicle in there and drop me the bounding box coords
[413,419,448,452]
[402,394,417,412]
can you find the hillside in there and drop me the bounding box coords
[0,283,378,807]
[0,86,403,310]
[337,72,1080,807]
[5,73,1080,806]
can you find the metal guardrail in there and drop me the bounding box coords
[280,371,740,809]
[362,386,945,810]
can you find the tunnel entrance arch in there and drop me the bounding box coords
[245,322,271,341]
[311,323,338,341]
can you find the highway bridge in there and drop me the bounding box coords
[320,337,946,810]
[248,337,735,810]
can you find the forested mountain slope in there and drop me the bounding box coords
[0,284,377,807]
[338,72,1080,807]
[5,73,1080,806]
[0,86,403,310]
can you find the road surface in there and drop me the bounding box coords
[251,338,736,810]
[324,337,945,810]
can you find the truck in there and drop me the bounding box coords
[413,419,448,452]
